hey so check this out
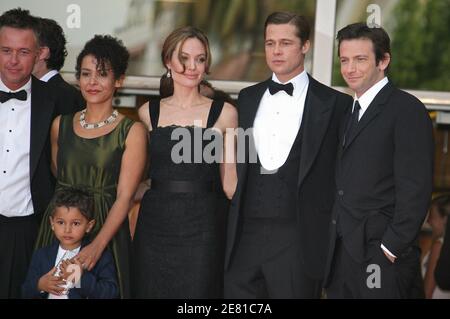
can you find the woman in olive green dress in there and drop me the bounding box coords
[34,35,147,298]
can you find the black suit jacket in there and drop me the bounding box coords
[30,76,82,219]
[47,73,85,111]
[323,82,434,285]
[225,75,352,279]
[22,240,119,299]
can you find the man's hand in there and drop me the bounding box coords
[383,249,396,263]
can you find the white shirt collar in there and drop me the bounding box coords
[354,77,389,112]
[272,70,309,98]
[40,70,59,82]
[0,76,32,95]
[56,245,81,265]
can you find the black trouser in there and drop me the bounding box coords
[224,218,322,299]
[326,238,421,299]
[0,214,38,299]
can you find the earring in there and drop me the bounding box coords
[167,69,171,78]
[51,225,54,230]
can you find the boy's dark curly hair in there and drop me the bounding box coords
[51,187,95,221]
[36,18,67,71]
[75,34,129,80]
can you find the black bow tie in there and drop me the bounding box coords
[268,80,294,96]
[0,90,27,103]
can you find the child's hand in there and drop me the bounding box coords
[60,259,83,284]
[37,267,65,295]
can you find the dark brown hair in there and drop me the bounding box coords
[75,34,129,80]
[51,187,95,221]
[160,26,211,98]
[264,12,310,45]
[337,22,391,70]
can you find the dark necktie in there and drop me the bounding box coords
[0,90,27,103]
[268,80,294,96]
[343,100,361,147]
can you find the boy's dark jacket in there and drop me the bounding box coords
[22,239,118,299]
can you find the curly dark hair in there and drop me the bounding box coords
[51,187,95,221]
[0,7,39,39]
[36,18,67,71]
[75,34,129,80]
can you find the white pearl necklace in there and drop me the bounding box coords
[79,109,119,129]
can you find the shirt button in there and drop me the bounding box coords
[332,219,337,225]
[11,108,15,111]
[338,190,344,196]
[3,171,6,174]
[6,150,9,152]
[9,130,12,132]
[276,112,280,115]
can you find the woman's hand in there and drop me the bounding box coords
[75,241,106,271]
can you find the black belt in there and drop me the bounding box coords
[151,180,215,193]
[0,213,36,224]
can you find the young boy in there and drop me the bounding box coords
[22,188,119,299]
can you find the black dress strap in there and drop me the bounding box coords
[148,99,161,130]
[206,100,225,128]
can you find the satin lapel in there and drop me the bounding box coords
[297,77,334,188]
[29,76,55,180]
[240,79,270,130]
[236,80,270,183]
[343,82,394,151]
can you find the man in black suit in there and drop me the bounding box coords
[0,8,79,298]
[32,17,84,110]
[224,12,352,298]
[324,23,434,298]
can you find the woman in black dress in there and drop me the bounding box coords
[132,26,237,298]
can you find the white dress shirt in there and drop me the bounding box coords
[0,77,34,217]
[253,70,309,171]
[48,245,81,299]
[40,69,59,82]
[353,76,388,120]
[352,76,395,259]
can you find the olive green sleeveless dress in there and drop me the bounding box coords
[34,113,135,298]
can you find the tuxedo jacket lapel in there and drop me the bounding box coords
[343,82,394,151]
[241,79,269,130]
[236,79,269,181]
[30,76,55,180]
[297,76,334,188]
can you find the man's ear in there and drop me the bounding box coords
[378,52,391,72]
[38,46,50,62]
[301,40,311,55]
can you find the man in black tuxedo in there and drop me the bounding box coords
[224,12,352,298]
[324,23,434,298]
[32,17,84,110]
[0,8,79,298]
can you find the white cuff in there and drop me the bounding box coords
[380,243,397,258]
